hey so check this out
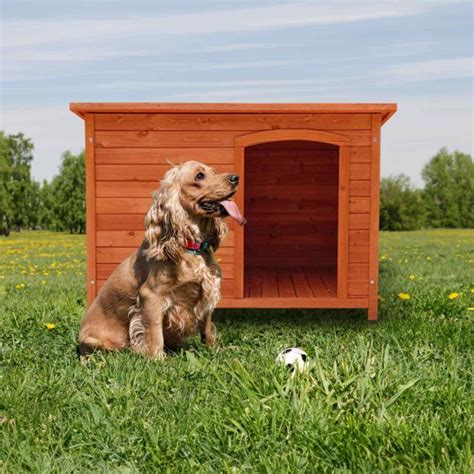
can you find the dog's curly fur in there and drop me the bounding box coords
[78,161,238,358]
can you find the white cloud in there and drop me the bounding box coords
[161,87,336,101]
[71,55,473,94]
[2,3,423,49]
[199,60,298,70]
[3,2,460,82]
[93,78,336,90]
[200,42,278,53]
[3,48,153,63]
[381,57,474,83]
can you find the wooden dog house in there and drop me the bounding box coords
[70,103,396,320]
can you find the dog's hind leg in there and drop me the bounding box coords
[78,328,128,355]
[78,309,129,355]
[78,335,105,355]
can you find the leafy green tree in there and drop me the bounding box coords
[0,132,13,234]
[0,132,87,234]
[37,180,59,230]
[0,132,39,232]
[380,174,427,231]
[27,180,41,229]
[7,133,35,229]
[52,151,86,233]
[422,148,474,228]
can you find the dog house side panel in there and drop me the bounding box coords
[346,115,384,303]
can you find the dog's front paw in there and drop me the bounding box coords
[201,330,220,349]
[200,320,219,349]
[147,348,166,360]
[204,334,216,348]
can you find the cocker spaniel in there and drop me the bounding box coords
[78,161,245,358]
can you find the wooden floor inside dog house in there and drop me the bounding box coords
[244,140,339,300]
[244,267,337,298]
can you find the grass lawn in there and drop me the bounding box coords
[1,229,473,472]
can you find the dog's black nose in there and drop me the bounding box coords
[228,174,239,185]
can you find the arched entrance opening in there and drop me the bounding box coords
[243,139,339,298]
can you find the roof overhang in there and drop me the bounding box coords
[70,102,397,125]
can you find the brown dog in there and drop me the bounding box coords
[78,161,245,358]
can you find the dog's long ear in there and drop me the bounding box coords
[208,217,228,252]
[144,167,187,262]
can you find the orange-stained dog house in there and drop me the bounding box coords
[71,103,396,320]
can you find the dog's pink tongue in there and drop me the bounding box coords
[219,199,247,225]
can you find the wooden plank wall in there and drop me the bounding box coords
[91,112,373,301]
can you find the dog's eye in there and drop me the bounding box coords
[195,172,205,181]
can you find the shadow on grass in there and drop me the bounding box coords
[164,309,374,355]
[213,307,369,329]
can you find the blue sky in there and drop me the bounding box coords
[1,0,472,185]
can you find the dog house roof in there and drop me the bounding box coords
[70,103,397,125]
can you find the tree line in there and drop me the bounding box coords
[0,132,85,235]
[0,131,472,235]
[380,148,473,230]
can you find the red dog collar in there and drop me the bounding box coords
[184,239,210,254]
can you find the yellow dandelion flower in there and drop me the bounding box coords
[467,307,474,311]
[45,323,56,330]
[408,275,416,280]
[448,292,459,300]
[398,293,410,300]
[15,283,25,289]
[470,288,474,294]
[426,256,431,260]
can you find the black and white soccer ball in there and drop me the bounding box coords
[276,348,308,373]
